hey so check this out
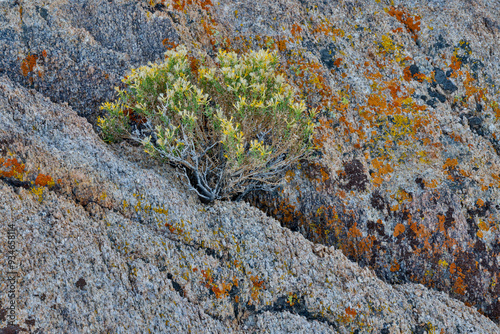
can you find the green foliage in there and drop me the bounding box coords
[98,45,317,202]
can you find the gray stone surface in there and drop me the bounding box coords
[0,74,498,333]
[0,0,178,120]
[1,0,500,331]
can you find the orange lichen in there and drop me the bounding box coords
[276,39,287,52]
[200,269,233,299]
[449,55,462,71]
[453,276,466,295]
[387,6,421,42]
[490,102,500,121]
[478,220,489,232]
[423,179,439,188]
[0,158,26,180]
[347,222,362,238]
[162,38,179,50]
[290,23,302,38]
[437,214,446,232]
[172,0,190,11]
[181,17,500,320]
[370,158,394,187]
[403,65,426,82]
[390,259,400,272]
[393,223,405,237]
[35,173,55,187]
[21,54,38,77]
[463,71,486,101]
[442,158,458,169]
[250,275,265,301]
[403,66,413,81]
[345,306,357,317]
[285,170,295,183]
[449,132,463,143]
[320,168,329,182]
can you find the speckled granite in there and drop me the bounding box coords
[0,0,500,332]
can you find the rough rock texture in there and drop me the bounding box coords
[0,0,178,121]
[0,74,498,333]
[1,0,500,332]
[228,0,500,322]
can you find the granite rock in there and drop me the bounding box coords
[1,0,500,331]
[0,73,498,333]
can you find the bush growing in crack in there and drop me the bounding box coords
[98,45,317,202]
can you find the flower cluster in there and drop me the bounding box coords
[98,45,317,201]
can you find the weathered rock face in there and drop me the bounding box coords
[1,0,500,331]
[0,74,498,333]
[0,0,178,122]
[229,0,500,323]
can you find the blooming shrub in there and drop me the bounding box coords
[98,45,317,202]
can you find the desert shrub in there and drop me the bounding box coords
[98,45,317,202]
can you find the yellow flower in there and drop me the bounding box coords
[97,116,106,127]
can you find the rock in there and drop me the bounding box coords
[0,0,179,121]
[427,87,446,103]
[1,0,500,331]
[434,67,458,93]
[0,75,498,332]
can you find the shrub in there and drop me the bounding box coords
[98,45,317,202]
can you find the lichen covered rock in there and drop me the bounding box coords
[0,73,498,334]
[1,0,500,331]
